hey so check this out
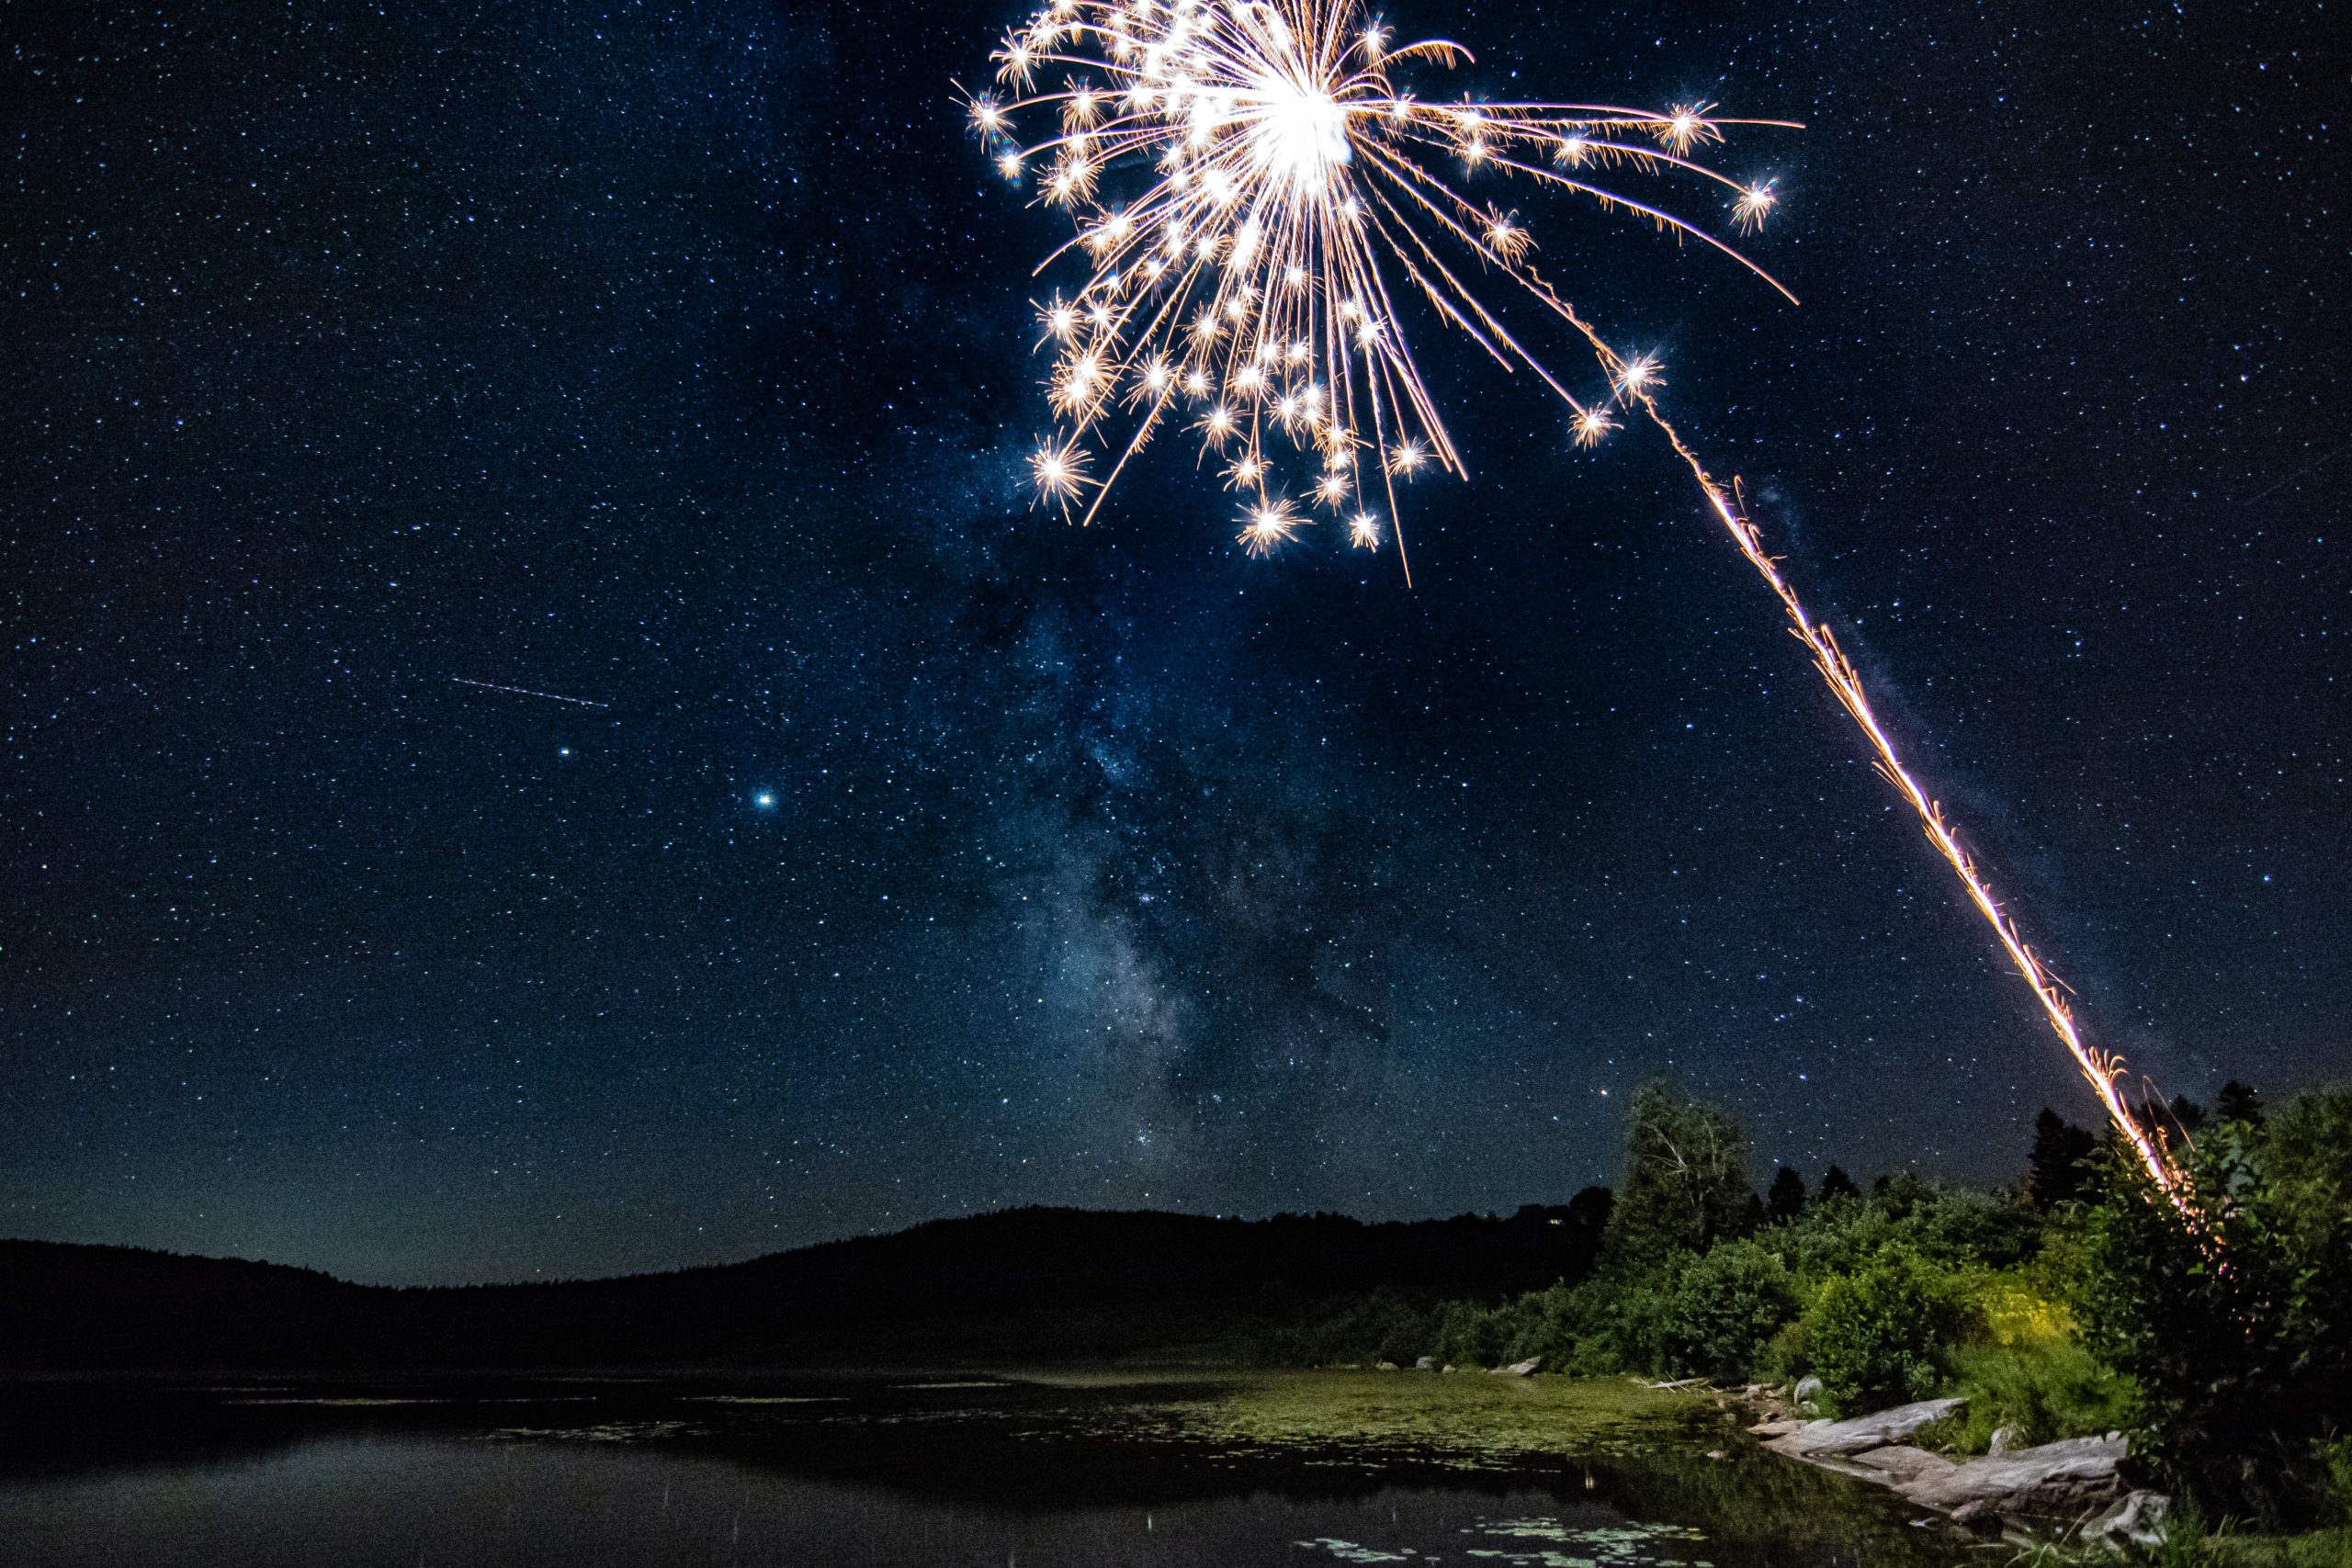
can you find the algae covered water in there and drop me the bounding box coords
[0,1371,1979,1566]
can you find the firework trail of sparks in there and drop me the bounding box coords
[967,0,2188,1197]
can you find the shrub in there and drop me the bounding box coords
[2317,1436,2352,1529]
[1653,1239,1802,1382]
[1799,1247,1975,1413]
[1770,1177,2042,1284]
[2072,1087,2352,1528]
[1493,1281,1584,1371]
[1430,1295,1510,1369]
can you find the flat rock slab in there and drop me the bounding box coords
[1852,1445,1959,1482]
[1750,1395,2145,1534]
[1896,1433,2127,1518]
[1762,1397,1967,1458]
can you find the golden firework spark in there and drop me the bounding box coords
[1238,495,1303,554]
[968,0,2189,1200]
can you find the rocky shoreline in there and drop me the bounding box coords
[1737,1390,2169,1551]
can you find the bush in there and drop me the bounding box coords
[1652,1240,1802,1382]
[1799,1247,1975,1413]
[2073,1087,2352,1528]
[1494,1281,1585,1371]
[1770,1177,2042,1283]
[1430,1296,1511,1368]
[2318,1437,2352,1529]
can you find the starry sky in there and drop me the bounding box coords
[4,0,2343,1285]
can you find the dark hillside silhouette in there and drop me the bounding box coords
[1,1198,1611,1372]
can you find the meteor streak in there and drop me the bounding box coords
[968,0,2188,1199]
[450,678,611,709]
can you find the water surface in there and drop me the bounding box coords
[0,1371,1979,1566]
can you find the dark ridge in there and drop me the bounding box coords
[1,1193,1611,1371]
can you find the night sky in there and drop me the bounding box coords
[5,0,2343,1285]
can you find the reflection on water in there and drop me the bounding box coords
[0,1372,1976,1567]
[1298,1517,1715,1566]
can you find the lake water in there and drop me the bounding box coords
[0,1371,1978,1566]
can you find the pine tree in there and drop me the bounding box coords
[2215,1079,2264,1125]
[2026,1108,2097,1210]
[1764,1166,1806,1223]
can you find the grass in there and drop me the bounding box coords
[1939,1338,2138,1453]
[2201,1533,2352,1567]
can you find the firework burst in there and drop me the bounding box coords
[966,0,1796,571]
[967,0,2190,1200]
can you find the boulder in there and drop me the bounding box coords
[1792,1374,1824,1413]
[1987,1425,2021,1457]
[2080,1489,2170,1551]
[1763,1397,1968,1459]
[1747,1418,1807,1438]
[1414,1356,1435,1371]
[1375,1360,1399,1371]
[1488,1358,1540,1377]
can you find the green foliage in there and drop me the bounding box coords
[1943,1337,2137,1452]
[2317,1437,2352,1529]
[1651,1240,1803,1382]
[2072,1087,2352,1529]
[1431,1294,1511,1368]
[1566,1173,2037,1396]
[2179,1505,2352,1568]
[1264,1290,1432,1367]
[1494,1281,1587,1370]
[1797,1247,1975,1413]
[1544,1094,2045,1395]
[1766,1171,2042,1286]
[1605,1084,1756,1267]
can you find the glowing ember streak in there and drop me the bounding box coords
[967,0,2189,1200]
[1628,391,2192,1204]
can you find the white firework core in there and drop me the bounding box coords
[1250,75,1351,190]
